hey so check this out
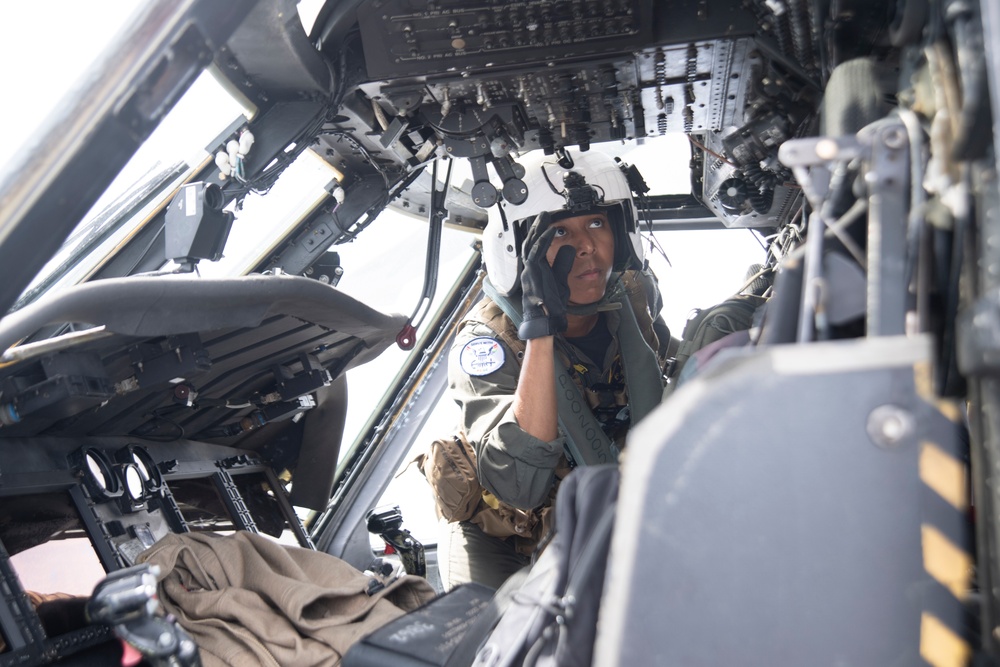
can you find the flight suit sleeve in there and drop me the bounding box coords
[448,322,566,511]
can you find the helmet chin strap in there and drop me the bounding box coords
[566,301,621,316]
[565,273,626,316]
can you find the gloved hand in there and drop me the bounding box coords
[518,212,576,340]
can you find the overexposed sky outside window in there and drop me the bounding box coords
[0,3,141,169]
[0,1,326,170]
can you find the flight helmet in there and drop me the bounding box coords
[482,149,643,297]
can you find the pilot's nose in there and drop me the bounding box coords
[577,231,595,255]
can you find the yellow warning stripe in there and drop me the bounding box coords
[920,613,971,667]
[912,362,971,665]
[920,442,969,511]
[921,524,972,599]
[914,361,963,423]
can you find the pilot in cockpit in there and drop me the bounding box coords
[426,150,673,590]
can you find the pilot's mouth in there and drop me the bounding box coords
[576,268,603,280]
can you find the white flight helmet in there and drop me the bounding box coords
[482,149,644,297]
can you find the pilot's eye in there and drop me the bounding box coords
[588,218,605,228]
[553,227,568,237]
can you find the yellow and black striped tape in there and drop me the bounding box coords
[917,434,973,666]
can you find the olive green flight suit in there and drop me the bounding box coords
[440,271,668,590]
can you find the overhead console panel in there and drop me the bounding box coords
[358,0,654,79]
[337,1,797,228]
[207,0,837,250]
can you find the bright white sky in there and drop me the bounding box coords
[0,3,140,167]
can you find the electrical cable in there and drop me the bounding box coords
[323,130,392,189]
[687,135,736,166]
[334,167,425,244]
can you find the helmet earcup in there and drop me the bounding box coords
[482,212,524,296]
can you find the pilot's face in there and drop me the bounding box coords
[545,211,614,305]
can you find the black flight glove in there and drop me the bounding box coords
[518,212,576,340]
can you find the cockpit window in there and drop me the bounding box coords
[337,212,479,452]
[589,134,693,196]
[13,70,249,310]
[0,4,138,167]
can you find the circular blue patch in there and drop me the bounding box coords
[459,337,506,376]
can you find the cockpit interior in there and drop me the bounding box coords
[0,0,996,664]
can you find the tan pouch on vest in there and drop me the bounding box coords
[415,433,483,523]
[472,490,540,539]
[416,432,557,555]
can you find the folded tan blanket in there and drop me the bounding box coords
[138,531,436,666]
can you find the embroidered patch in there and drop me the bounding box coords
[460,337,506,376]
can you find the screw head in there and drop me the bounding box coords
[882,127,906,149]
[867,404,914,449]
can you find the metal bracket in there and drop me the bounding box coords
[863,120,911,336]
[263,468,315,549]
[778,118,911,338]
[210,470,259,533]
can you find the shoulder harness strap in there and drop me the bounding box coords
[620,270,657,348]
[480,278,619,466]
[605,273,664,427]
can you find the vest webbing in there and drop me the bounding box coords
[478,274,662,466]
